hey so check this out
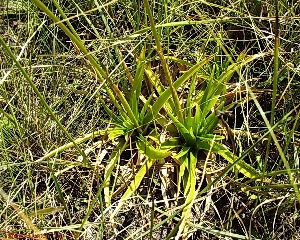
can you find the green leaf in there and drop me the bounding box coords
[199,52,268,123]
[186,75,197,119]
[28,207,64,217]
[173,146,191,159]
[123,120,135,129]
[144,56,213,123]
[144,66,165,95]
[168,112,195,146]
[177,149,198,238]
[130,47,146,118]
[108,127,126,140]
[185,115,194,131]
[204,103,224,134]
[110,155,156,220]
[197,134,224,141]
[136,135,170,159]
[160,137,181,151]
[164,56,193,67]
[186,149,198,196]
[200,64,235,120]
[196,141,260,179]
[177,151,189,197]
[103,140,126,206]
[140,93,153,123]
[144,66,175,112]
[194,104,202,134]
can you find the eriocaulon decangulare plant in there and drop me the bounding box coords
[8,0,274,238]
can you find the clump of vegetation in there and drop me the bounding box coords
[0,0,299,239]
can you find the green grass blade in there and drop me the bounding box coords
[136,135,170,159]
[49,165,72,223]
[143,0,183,123]
[144,57,212,123]
[31,0,140,131]
[51,0,79,37]
[130,47,146,118]
[131,19,232,37]
[246,85,300,200]
[0,36,90,165]
[264,0,280,169]
[35,130,105,163]
[196,141,260,179]
[177,149,198,239]
[103,140,127,206]
[110,155,156,220]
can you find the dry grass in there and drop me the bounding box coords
[0,0,299,239]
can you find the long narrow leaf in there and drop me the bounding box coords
[0,36,89,165]
[196,141,261,179]
[168,112,195,146]
[144,66,175,112]
[176,149,198,239]
[144,0,184,123]
[177,151,189,197]
[104,140,127,206]
[130,19,232,38]
[35,130,105,163]
[31,0,140,131]
[136,135,170,159]
[130,47,146,118]
[110,154,157,220]
[144,57,213,123]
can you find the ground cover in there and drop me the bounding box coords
[0,0,299,239]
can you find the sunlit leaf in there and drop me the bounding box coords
[185,115,194,131]
[140,93,153,123]
[169,112,195,146]
[144,56,213,123]
[177,151,189,197]
[160,137,181,151]
[177,149,198,238]
[164,56,193,68]
[197,134,224,141]
[103,140,126,206]
[108,127,126,140]
[28,207,64,217]
[130,47,146,118]
[144,66,175,112]
[136,135,170,159]
[110,156,156,220]
[196,141,260,179]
